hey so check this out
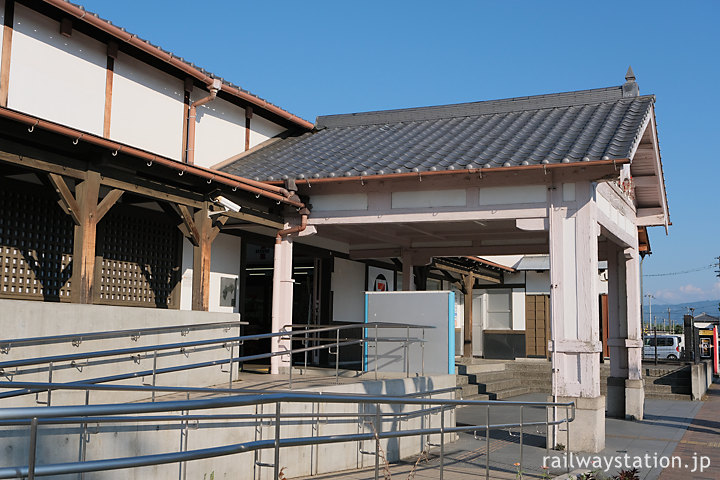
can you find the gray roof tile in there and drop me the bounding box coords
[221,85,654,181]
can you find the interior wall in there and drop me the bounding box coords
[331,257,366,323]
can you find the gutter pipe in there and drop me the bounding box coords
[186,79,221,166]
[42,0,315,131]
[0,106,302,208]
[275,211,309,244]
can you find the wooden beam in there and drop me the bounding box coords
[221,209,284,230]
[102,43,117,138]
[47,173,81,225]
[0,0,14,107]
[71,172,101,304]
[177,204,200,246]
[0,150,205,208]
[434,262,501,284]
[95,189,123,222]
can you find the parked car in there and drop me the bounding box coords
[643,334,684,360]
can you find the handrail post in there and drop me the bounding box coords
[405,326,410,378]
[47,361,53,406]
[519,405,524,473]
[151,349,158,402]
[374,402,380,480]
[485,406,490,480]
[421,328,425,376]
[228,343,234,389]
[27,417,38,480]
[335,329,340,385]
[440,404,445,480]
[79,389,90,479]
[289,350,293,390]
[274,401,281,480]
[566,404,570,473]
[374,325,379,381]
[546,405,550,458]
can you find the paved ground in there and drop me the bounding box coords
[294,385,717,480]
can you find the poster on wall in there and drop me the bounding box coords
[367,266,395,292]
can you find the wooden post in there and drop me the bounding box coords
[192,204,212,311]
[47,171,123,304]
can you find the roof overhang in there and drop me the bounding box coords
[629,106,669,233]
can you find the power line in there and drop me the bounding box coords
[643,264,714,277]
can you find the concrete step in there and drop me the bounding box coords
[460,393,491,401]
[456,363,506,375]
[493,386,532,400]
[476,378,523,394]
[465,371,513,384]
[644,391,692,401]
[460,383,480,398]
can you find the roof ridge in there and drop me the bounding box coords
[317,86,653,129]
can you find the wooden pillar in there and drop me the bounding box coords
[549,181,604,453]
[191,204,213,311]
[48,171,123,304]
[0,0,15,107]
[401,254,414,291]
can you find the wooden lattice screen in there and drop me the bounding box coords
[96,207,181,308]
[0,182,74,301]
[0,180,181,308]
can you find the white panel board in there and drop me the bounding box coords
[331,258,366,323]
[391,189,466,209]
[249,114,285,149]
[367,265,395,291]
[512,288,526,330]
[193,96,247,168]
[562,183,576,202]
[365,291,454,375]
[562,217,578,339]
[478,185,547,206]
[110,52,184,160]
[8,4,106,135]
[525,271,550,295]
[312,193,368,211]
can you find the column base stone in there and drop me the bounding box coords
[625,378,644,420]
[548,395,605,453]
[606,376,626,418]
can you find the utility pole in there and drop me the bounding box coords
[645,293,655,331]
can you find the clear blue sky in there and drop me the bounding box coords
[80,0,720,306]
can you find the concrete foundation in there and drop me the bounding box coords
[549,395,605,453]
[625,378,644,420]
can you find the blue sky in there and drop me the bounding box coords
[80,0,720,306]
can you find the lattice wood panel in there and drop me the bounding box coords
[96,207,181,308]
[0,184,74,301]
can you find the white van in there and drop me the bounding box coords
[643,334,684,360]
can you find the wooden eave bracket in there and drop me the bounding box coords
[209,215,228,242]
[95,189,123,222]
[177,204,200,246]
[48,173,81,225]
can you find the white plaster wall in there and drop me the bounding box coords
[180,234,241,313]
[8,4,106,135]
[312,193,368,211]
[526,271,551,295]
[110,51,184,160]
[392,189,466,209]
[249,113,285,149]
[479,185,547,206]
[0,1,4,77]
[192,94,246,168]
[512,288,526,330]
[331,257,366,322]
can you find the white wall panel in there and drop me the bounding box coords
[0,1,5,77]
[180,234,241,313]
[193,95,246,168]
[512,288,526,330]
[392,189,466,209]
[312,193,368,211]
[478,185,547,206]
[525,271,550,295]
[110,52,184,160]
[331,257,366,323]
[249,114,285,149]
[8,4,106,135]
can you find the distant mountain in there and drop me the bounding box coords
[642,299,720,328]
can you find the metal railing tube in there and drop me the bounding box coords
[374,325,378,380]
[519,405,524,473]
[440,404,445,480]
[335,330,340,384]
[27,417,38,480]
[274,402,281,480]
[485,406,490,480]
[151,350,158,402]
[566,404,571,473]
[374,403,380,480]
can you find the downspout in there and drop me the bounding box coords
[275,210,309,244]
[186,78,222,165]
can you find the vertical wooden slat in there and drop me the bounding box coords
[0,0,15,107]
[245,106,253,151]
[102,45,116,138]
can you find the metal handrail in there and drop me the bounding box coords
[0,321,246,352]
[0,392,575,479]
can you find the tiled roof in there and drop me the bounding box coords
[221,84,655,182]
